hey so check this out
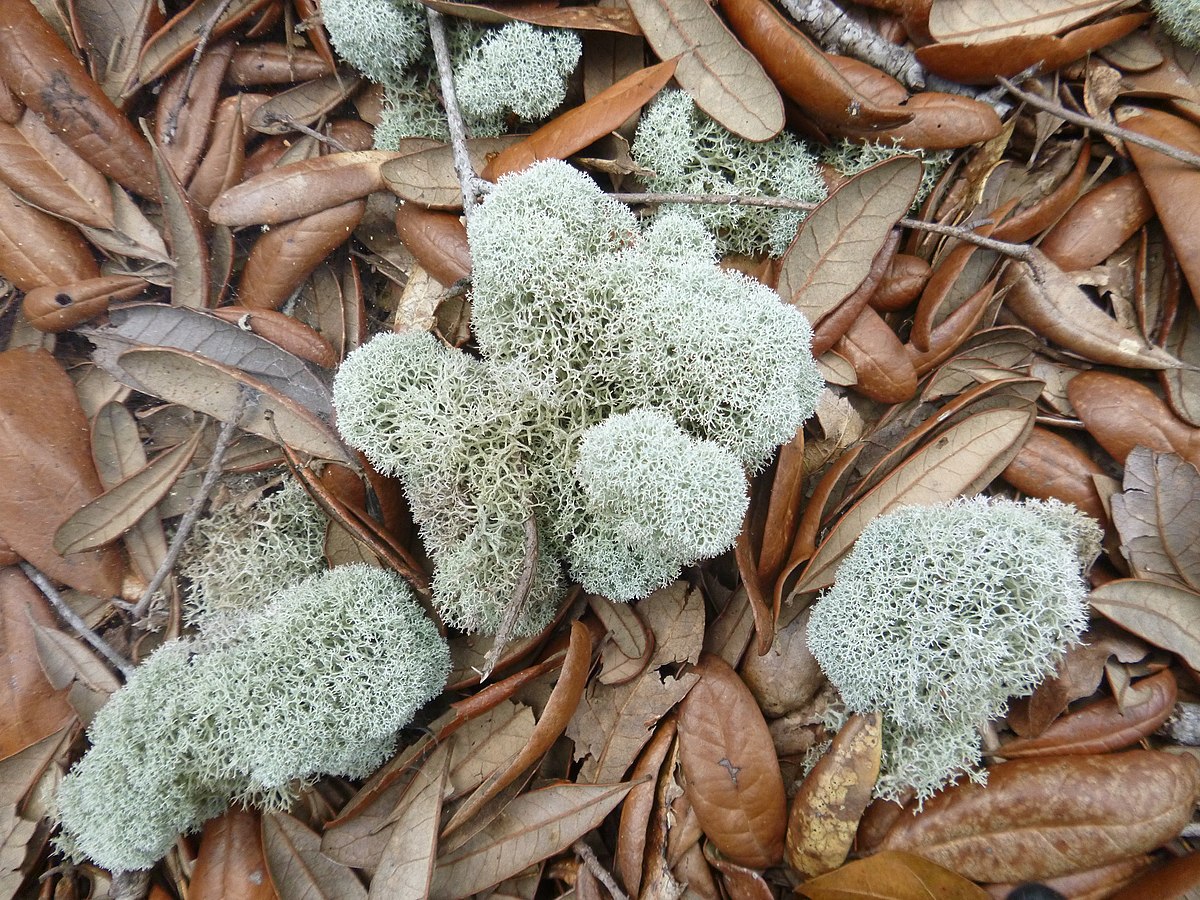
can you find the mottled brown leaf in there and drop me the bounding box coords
[246,71,363,135]
[999,669,1176,758]
[1039,172,1155,271]
[192,808,278,900]
[262,812,366,899]
[1067,371,1200,468]
[0,568,75,758]
[227,45,334,86]
[393,203,472,288]
[678,653,786,868]
[0,350,122,595]
[847,91,1004,150]
[381,138,518,209]
[1109,850,1200,900]
[627,0,783,141]
[154,38,234,185]
[24,275,147,334]
[429,781,634,898]
[879,751,1200,882]
[927,0,1126,43]
[1090,578,1200,669]
[786,711,881,877]
[797,850,988,899]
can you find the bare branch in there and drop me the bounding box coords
[20,563,134,679]
[426,8,485,217]
[480,513,539,682]
[574,840,630,900]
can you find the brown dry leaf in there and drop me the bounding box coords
[1039,171,1154,271]
[393,204,471,287]
[54,423,202,556]
[927,0,1127,43]
[0,727,70,809]
[211,149,436,226]
[792,404,1034,595]
[567,582,703,784]
[1109,850,1200,900]
[247,71,363,135]
[1111,447,1200,590]
[0,181,100,291]
[429,781,634,898]
[24,275,148,334]
[740,605,825,718]
[857,91,1004,150]
[0,803,37,897]
[133,0,274,91]
[262,812,367,899]
[879,751,1200,882]
[190,808,277,900]
[79,182,171,266]
[190,95,249,212]
[381,138,518,209]
[779,156,923,327]
[0,109,115,229]
[998,669,1176,758]
[590,595,654,686]
[370,744,449,900]
[678,653,786,869]
[71,0,156,102]
[625,0,783,141]
[483,57,678,180]
[1067,371,1200,468]
[786,711,881,878]
[716,0,911,134]
[208,307,338,369]
[797,850,988,900]
[0,569,76,759]
[615,717,677,896]
[1003,252,1182,369]
[145,125,211,310]
[1119,106,1200,305]
[1090,578,1200,669]
[0,350,123,595]
[156,39,234,185]
[421,0,641,35]
[836,306,918,404]
[1000,425,1108,522]
[1163,301,1200,428]
[0,0,159,198]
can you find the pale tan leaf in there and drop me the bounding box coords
[381,138,519,209]
[54,425,202,555]
[793,405,1035,595]
[1090,578,1200,670]
[246,71,362,135]
[778,157,923,328]
[590,595,654,685]
[1111,448,1200,590]
[429,781,635,898]
[928,0,1127,44]
[448,702,537,801]
[0,728,69,809]
[624,0,783,141]
[369,745,449,900]
[262,812,367,899]
[0,804,36,897]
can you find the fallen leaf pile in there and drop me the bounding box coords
[2,0,1200,897]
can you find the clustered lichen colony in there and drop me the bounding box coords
[53,0,1106,874]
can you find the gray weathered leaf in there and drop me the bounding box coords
[263,812,367,899]
[1090,578,1200,670]
[1111,448,1200,591]
[369,745,449,900]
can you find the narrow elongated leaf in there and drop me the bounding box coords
[1090,578,1200,669]
[54,425,202,555]
[429,781,634,898]
[678,653,786,868]
[133,0,275,91]
[793,405,1034,595]
[263,813,366,899]
[370,746,448,900]
[928,0,1126,43]
[778,156,923,328]
[421,0,641,34]
[880,752,1200,882]
[144,123,210,310]
[381,138,518,208]
[624,0,783,141]
[1067,371,1200,469]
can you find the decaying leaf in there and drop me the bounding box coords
[370,744,448,900]
[262,812,367,899]
[879,751,1200,882]
[797,850,988,899]
[1111,447,1200,590]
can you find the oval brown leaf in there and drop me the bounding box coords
[845,92,1003,150]
[155,38,234,185]
[133,0,275,90]
[24,275,147,334]
[483,57,678,180]
[422,0,641,35]
[836,306,918,404]
[626,0,783,141]
[381,138,518,209]
[237,199,366,310]
[191,808,277,900]
[227,44,334,86]
[616,717,677,896]
[1090,579,1200,670]
[1039,172,1154,271]
[209,307,338,369]
[778,155,923,328]
[792,404,1034,595]
[262,812,366,899]
[428,781,635,898]
[393,203,472,287]
[998,669,1176,758]
[189,95,248,212]
[0,568,76,759]
[0,0,159,198]
[677,653,786,869]
[871,253,930,312]
[879,751,1200,882]
[1003,252,1182,370]
[786,711,881,878]
[0,349,122,596]
[0,181,99,291]
[247,71,363,135]
[797,850,988,900]
[1066,371,1200,469]
[1000,425,1107,523]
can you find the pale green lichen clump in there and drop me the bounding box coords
[1152,0,1200,49]
[806,497,1101,802]
[632,89,827,256]
[456,22,581,122]
[319,0,427,86]
[333,161,821,627]
[55,564,450,872]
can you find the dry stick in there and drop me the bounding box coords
[20,563,135,679]
[427,7,484,217]
[998,76,1200,169]
[259,113,352,153]
[607,191,1039,264]
[479,514,539,683]
[128,387,252,620]
[573,840,630,900]
[161,0,236,145]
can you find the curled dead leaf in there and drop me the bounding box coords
[24,276,148,334]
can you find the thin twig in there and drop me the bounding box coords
[479,514,539,682]
[607,191,1038,263]
[20,563,134,679]
[162,0,236,146]
[426,8,482,217]
[998,76,1200,169]
[573,840,629,900]
[258,114,352,153]
[127,388,252,619]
